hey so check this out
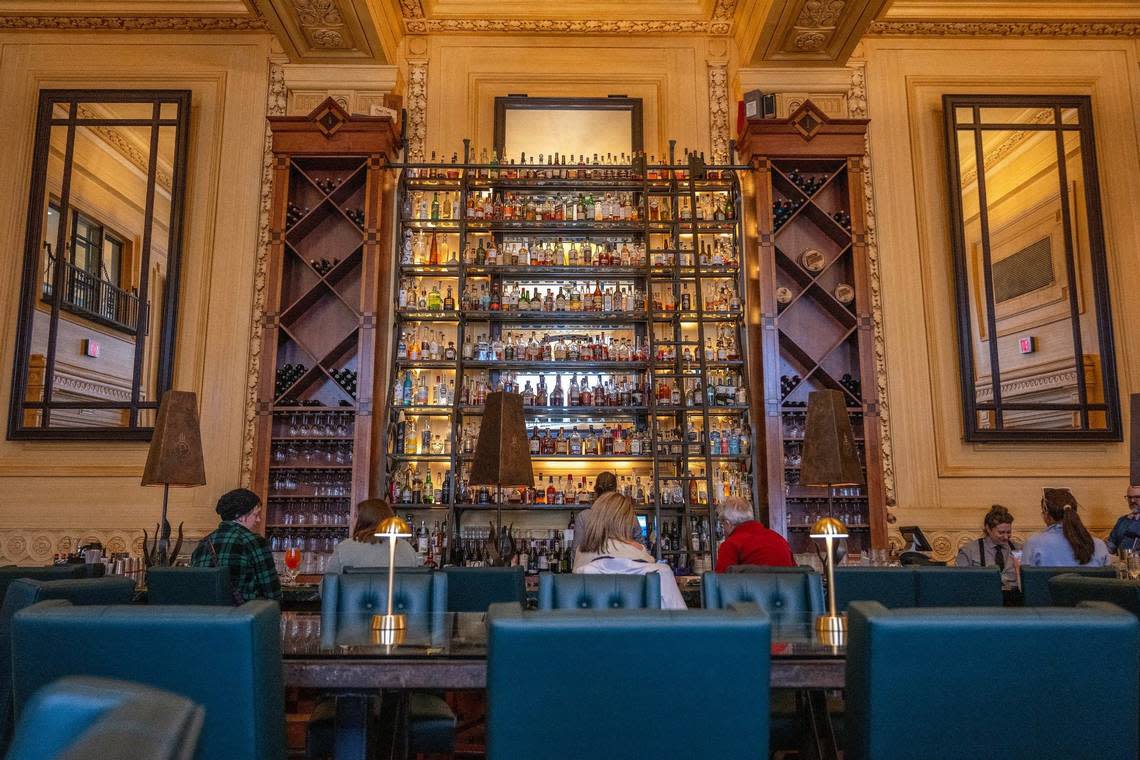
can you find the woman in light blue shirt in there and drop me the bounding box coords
[1022,488,1110,567]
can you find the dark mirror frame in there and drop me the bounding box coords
[8,89,191,441]
[943,93,1121,442]
[493,95,644,156]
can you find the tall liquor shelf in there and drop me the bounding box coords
[738,102,887,554]
[252,100,400,562]
[383,152,759,572]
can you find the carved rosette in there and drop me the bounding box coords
[846,60,895,510]
[240,61,287,489]
[790,0,845,52]
[293,0,349,49]
[406,60,428,162]
[0,531,146,563]
[868,21,1140,38]
[707,62,730,165]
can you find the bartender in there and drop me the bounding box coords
[955,505,1019,594]
[1106,485,1140,554]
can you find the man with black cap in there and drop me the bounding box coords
[190,488,281,601]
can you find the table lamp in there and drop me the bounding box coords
[140,390,206,566]
[800,389,864,633]
[372,515,412,632]
[468,391,534,566]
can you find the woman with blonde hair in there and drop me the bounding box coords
[325,498,419,573]
[715,496,794,573]
[574,491,686,609]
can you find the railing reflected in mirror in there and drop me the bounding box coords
[9,90,190,440]
[943,95,1120,441]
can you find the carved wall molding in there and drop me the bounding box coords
[405,59,427,162]
[0,14,268,31]
[868,21,1140,37]
[240,59,286,489]
[0,529,148,563]
[291,0,348,48]
[847,59,896,509]
[707,61,730,164]
[77,105,174,193]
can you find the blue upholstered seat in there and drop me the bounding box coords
[486,603,770,760]
[0,577,137,752]
[11,600,285,760]
[537,572,660,609]
[1049,575,1140,616]
[834,567,917,611]
[145,566,234,605]
[834,566,1002,610]
[846,601,1139,759]
[313,571,455,759]
[6,676,203,760]
[443,566,525,612]
[0,565,92,606]
[701,569,824,619]
[1021,565,1118,606]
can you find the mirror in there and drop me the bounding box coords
[9,90,190,440]
[494,96,643,159]
[944,95,1120,441]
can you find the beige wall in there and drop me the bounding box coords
[860,36,1140,556]
[0,31,274,560]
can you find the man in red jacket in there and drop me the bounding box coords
[715,496,795,572]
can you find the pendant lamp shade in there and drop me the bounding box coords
[800,389,863,489]
[469,391,533,488]
[141,390,206,487]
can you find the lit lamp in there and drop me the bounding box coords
[372,515,412,633]
[140,390,206,566]
[800,389,864,634]
[468,391,534,566]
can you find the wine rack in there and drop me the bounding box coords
[738,101,886,554]
[254,100,400,571]
[382,145,758,573]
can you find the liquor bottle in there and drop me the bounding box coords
[551,374,564,406]
[429,233,440,265]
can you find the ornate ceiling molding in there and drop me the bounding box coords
[76,104,174,193]
[959,109,1053,188]
[867,20,1140,37]
[401,0,739,35]
[0,14,268,30]
[744,0,889,65]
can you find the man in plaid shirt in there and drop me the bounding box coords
[191,488,281,602]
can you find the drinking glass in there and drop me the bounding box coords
[283,547,302,585]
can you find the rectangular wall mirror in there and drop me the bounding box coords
[9,89,191,440]
[944,94,1120,441]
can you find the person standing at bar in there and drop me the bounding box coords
[955,505,1019,591]
[1105,485,1140,553]
[1023,488,1110,567]
[191,488,281,601]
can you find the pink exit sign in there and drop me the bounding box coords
[82,339,100,358]
[1018,336,1036,355]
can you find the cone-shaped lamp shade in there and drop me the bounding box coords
[141,390,206,487]
[800,389,863,488]
[469,391,533,488]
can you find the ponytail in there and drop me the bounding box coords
[1043,488,1095,564]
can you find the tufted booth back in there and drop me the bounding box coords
[537,572,660,609]
[1021,565,1118,607]
[0,566,92,607]
[321,570,446,619]
[834,566,1003,611]
[0,578,137,752]
[701,570,824,618]
[846,601,1139,760]
[443,566,525,612]
[146,567,234,606]
[1049,575,1140,616]
[486,603,770,760]
[7,676,203,760]
[10,600,284,760]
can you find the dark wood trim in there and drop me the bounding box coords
[941,93,1122,442]
[492,96,644,158]
[7,89,192,441]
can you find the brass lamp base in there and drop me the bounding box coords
[815,613,847,633]
[371,613,406,631]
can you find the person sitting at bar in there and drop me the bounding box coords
[325,498,419,573]
[1106,485,1140,553]
[572,471,617,570]
[955,504,1019,590]
[190,488,281,601]
[574,491,687,609]
[714,496,795,572]
[1023,488,1110,567]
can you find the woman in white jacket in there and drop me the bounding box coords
[573,491,687,609]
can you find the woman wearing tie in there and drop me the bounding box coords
[955,505,1019,593]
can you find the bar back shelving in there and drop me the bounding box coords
[383,144,759,573]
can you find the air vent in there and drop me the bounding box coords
[993,237,1054,303]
